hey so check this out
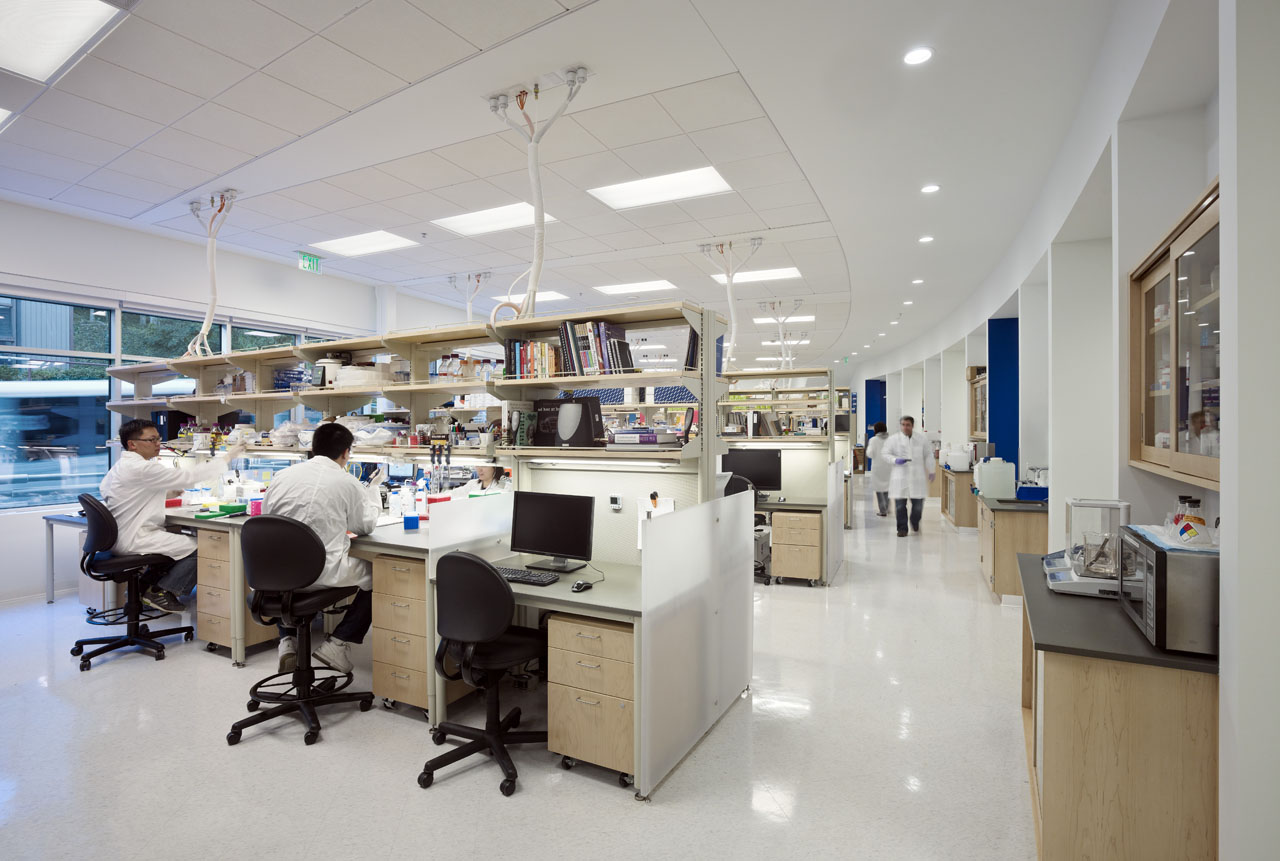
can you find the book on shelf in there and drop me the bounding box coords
[605,442,682,452]
[610,431,680,444]
[504,339,561,380]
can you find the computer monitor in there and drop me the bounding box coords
[722,448,783,492]
[510,490,594,573]
[388,461,416,481]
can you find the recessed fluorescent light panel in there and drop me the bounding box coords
[0,0,117,82]
[712,267,801,285]
[0,109,10,127]
[310,231,419,257]
[432,202,554,236]
[753,315,816,324]
[592,280,677,295]
[492,291,568,303]
[588,166,730,210]
[762,339,810,346]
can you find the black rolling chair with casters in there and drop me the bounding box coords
[225,515,374,746]
[418,551,547,797]
[726,475,773,585]
[70,494,193,671]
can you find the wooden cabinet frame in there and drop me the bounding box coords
[1128,182,1221,491]
[969,374,988,440]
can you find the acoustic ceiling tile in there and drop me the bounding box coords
[91,16,254,100]
[22,89,163,149]
[55,56,203,125]
[407,0,566,49]
[214,73,345,136]
[264,36,405,112]
[653,74,765,134]
[323,0,474,82]
[173,103,297,155]
[135,0,312,68]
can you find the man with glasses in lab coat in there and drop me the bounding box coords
[100,419,247,612]
[883,415,936,538]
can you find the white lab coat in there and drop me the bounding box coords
[449,474,512,500]
[262,456,380,590]
[864,433,892,493]
[100,451,232,559]
[883,431,936,500]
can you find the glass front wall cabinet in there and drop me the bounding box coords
[1129,184,1220,489]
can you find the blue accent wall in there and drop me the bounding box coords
[987,318,1019,473]
[864,379,886,435]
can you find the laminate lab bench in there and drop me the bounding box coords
[940,469,977,528]
[163,510,645,783]
[754,496,828,585]
[977,497,1047,597]
[1017,554,1217,859]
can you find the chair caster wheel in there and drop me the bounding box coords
[619,773,634,788]
[205,643,219,652]
[559,756,576,770]
[154,649,165,661]
[359,697,373,712]
[417,770,434,789]
[70,645,83,656]
[246,700,259,712]
[184,631,194,642]
[226,731,241,746]
[304,730,319,745]
[431,730,447,746]
[139,624,150,635]
[500,778,516,797]
[79,659,90,672]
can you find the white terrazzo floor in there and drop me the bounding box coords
[0,477,1034,859]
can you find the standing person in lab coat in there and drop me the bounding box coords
[884,415,936,537]
[264,423,384,674]
[864,422,892,517]
[449,463,511,499]
[100,419,247,613]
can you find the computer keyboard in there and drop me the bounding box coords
[495,566,560,587]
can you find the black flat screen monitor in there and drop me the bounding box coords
[388,461,416,481]
[510,490,594,572]
[722,448,783,492]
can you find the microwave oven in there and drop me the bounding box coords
[1118,525,1219,656]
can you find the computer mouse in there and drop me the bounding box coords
[571,579,593,593]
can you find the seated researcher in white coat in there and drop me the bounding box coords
[100,419,247,612]
[883,415,936,537]
[263,422,384,674]
[449,463,511,499]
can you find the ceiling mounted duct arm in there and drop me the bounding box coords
[183,190,236,358]
[702,237,762,370]
[485,67,588,338]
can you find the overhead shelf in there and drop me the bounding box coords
[491,300,718,337]
[494,442,699,462]
[381,322,491,352]
[493,370,707,393]
[295,334,392,362]
[106,398,168,418]
[722,367,831,381]
[107,361,180,386]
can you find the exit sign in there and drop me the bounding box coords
[297,252,323,273]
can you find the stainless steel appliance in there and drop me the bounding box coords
[1118,525,1219,655]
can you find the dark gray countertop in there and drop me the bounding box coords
[1019,553,1218,675]
[981,497,1048,513]
[754,496,827,511]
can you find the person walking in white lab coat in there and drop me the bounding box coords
[864,421,892,517]
[264,422,383,674]
[100,419,247,612]
[883,415,936,537]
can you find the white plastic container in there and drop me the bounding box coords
[974,458,1016,498]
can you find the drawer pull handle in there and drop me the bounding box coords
[391,637,411,644]
[575,697,601,707]
[391,672,410,680]
[575,632,601,640]
[391,602,410,608]
[208,535,223,541]
[205,591,219,597]
[575,660,601,669]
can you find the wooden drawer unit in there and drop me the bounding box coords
[372,661,430,710]
[197,529,230,562]
[372,555,426,601]
[371,593,427,638]
[548,683,634,774]
[773,525,820,547]
[771,543,821,579]
[197,584,232,618]
[371,628,429,674]
[772,511,821,530]
[548,614,634,663]
[197,556,230,591]
[548,647,634,700]
[197,611,275,649]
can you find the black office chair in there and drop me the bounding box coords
[418,552,547,796]
[225,515,373,746]
[70,494,193,671]
[726,476,773,585]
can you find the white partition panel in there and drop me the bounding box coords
[826,459,845,580]
[638,492,752,797]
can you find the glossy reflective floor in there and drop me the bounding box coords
[0,479,1034,859]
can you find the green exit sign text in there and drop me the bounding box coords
[297,252,323,274]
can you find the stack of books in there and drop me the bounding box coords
[558,321,636,377]
[606,427,683,452]
[504,340,561,379]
